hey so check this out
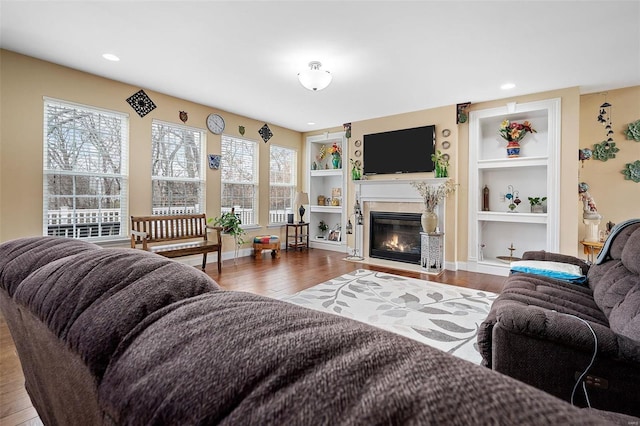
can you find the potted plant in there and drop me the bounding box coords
[209,207,246,261]
[431,150,449,178]
[528,196,547,213]
[318,220,328,238]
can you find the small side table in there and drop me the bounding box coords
[580,240,604,263]
[421,232,444,274]
[286,223,309,251]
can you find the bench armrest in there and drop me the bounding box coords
[130,230,149,250]
[206,225,223,244]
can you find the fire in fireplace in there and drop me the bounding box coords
[369,212,421,264]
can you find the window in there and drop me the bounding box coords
[43,98,128,239]
[221,135,258,226]
[269,145,297,224]
[151,121,205,214]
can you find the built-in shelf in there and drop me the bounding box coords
[306,131,348,252]
[467,98,561,276]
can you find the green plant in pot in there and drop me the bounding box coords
[431,150,449,178]
[528,196,547,213]
[208,207,246,261]
[318,220,329,238]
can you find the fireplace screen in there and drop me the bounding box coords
[369,212,421,264]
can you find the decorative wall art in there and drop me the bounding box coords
[126,90,157,117]
[578,148,592,167]
[456,102,470,124]
[622,160,640,183]
[624,119,640,141]
[208,154,221,170]
[239,125,245,136]
[259,123,273,143]
[592,140,619,161]
[343,122,352,139]
[179,111,188,123]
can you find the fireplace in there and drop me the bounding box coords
[369,212,421,264]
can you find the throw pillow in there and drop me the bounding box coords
[510,260,587,284]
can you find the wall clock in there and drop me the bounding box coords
[206,113,225,134]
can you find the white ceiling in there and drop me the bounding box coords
[1,1,638,132]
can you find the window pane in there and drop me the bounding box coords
[151,121,205,214]
[43,99,128,240]
[221,135,257,225]
[269,145,296,224]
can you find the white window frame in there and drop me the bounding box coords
[151,120,206,215]
[269,145,297,224]
[43,97,129,240]
[221,134,258,226]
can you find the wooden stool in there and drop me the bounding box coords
[253,235,281,260]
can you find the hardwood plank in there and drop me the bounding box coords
[0,248,505,425]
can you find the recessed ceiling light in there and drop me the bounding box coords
[102,53,120,62]
[307,122,316,126]
[501,82,516,90]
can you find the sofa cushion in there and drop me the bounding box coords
[588,228,640,341]
[12,246,220,380]
[0,236,100,296]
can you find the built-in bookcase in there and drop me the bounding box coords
[468,98,561,276]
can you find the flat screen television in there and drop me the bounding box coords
[363,125,436,175]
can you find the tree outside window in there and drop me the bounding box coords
[269,145,296,224]
[151,121,205,214]
[221,135,258,226]
[43,99,128,239]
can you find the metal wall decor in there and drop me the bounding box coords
[208,154,221,170]
[179,111,188,123]
[456,102,470,124]
[624,119,640,141]
[622,160,640,183]
[259,123,273,143]
[126,90,157,117]
[343,123,352,139]
[592,140,619,161]
[239,125,245,136]
[441,141,451,150]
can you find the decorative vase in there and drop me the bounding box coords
[332,154,341,169]
[435,162,448,178]
[506,141,521,158]
[351,166,361,180]
[421,210,438,233]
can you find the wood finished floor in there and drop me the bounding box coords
[0,249,506,426]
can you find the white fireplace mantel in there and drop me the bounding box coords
[352,178,448,272]
[355,178,448,204]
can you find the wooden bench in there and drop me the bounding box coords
[130,213,222,272]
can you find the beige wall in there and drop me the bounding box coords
[2,48,637,263]
[0,50,303,249]
[306,87,587,265]
[578,86,640,246]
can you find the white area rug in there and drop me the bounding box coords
[279,269,498,364]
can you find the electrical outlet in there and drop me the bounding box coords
[575,372,609,390]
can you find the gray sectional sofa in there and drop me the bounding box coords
[478,220,640,418]
[1,236,637,425]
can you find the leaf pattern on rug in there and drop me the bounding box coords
[279,269,497,364]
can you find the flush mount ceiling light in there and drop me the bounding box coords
[500,82,516,90]
[298,61,332,91]
[102,53,120,61]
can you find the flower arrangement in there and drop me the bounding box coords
[410,179,456,212]
[328,143,342,156]
[498,120,537,143]
[315,145,327,163]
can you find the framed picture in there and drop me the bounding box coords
[328,230,341,242]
